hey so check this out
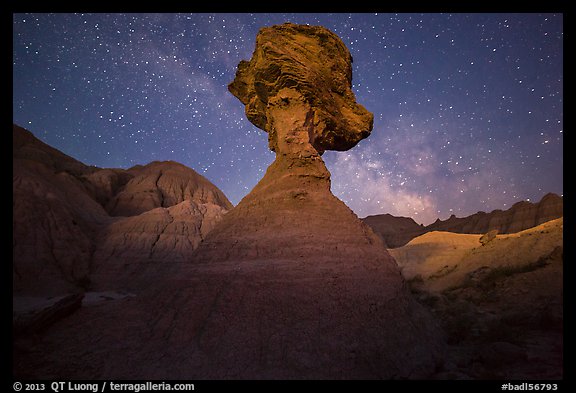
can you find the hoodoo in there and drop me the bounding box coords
[186,23,445,378]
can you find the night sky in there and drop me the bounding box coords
[13,13,563,225]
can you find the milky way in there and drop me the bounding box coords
[13,13,563,224]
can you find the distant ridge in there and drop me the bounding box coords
[363,193,563,248]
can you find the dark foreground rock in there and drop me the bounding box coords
[13,294,84,336]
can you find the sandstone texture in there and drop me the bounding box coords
[363,193,563,248]
[228,23,373,154]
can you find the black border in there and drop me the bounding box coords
[8,3,571,388]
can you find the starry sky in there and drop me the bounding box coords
[13,13,563,225]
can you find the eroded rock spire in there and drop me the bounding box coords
[183,24,444,378]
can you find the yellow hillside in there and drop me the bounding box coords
[389,218,563,292]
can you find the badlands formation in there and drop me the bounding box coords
[363,193,562,249]
[390,219,563,379]
[13,23,562,381]
[13,24,444,379]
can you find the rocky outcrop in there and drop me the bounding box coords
[106,161,232,217]
[13,125,232,295]
[390,218,563,293]
[179,159,444,379]
[13,124,92,176]
[13,293,84,336]
[426,193,563,234]
[390,219,563,379]
[363,193,563,248]
[361,214,425,248]
[91,200,228,290]
[184,23,444,378]
[13,126,110,295]
[228,23,373,154]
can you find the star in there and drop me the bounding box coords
[13,13,563,224]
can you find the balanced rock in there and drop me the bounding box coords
[188,23,444,378]
[229,23,373,154]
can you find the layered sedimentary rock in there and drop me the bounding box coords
[228,23,373,154]
[363,193,563,248]
[91,200,228,290]
[83,168,134,208]
[425,193,563,234]
[187,23,444,378]
[106,161,232,217]
[13,125,110,295]
[361,214,425,248]
[389,219,563,379]
[13,125,232,294]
